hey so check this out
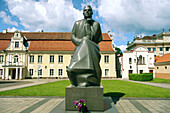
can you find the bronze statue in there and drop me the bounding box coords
[67,5,102,87]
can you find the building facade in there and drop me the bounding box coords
[0,30,116,80]
[154,53,170,79]
[126,30,170,56]
[122,46,155,79]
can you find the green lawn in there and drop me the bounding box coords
[148,78,170,83]
[0,80,170,98]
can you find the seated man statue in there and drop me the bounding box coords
[67,5,102,87]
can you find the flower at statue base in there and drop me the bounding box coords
[74,99,88,113]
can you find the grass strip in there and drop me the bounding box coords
[0,80,170,98]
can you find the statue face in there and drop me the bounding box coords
[83,6,93,18]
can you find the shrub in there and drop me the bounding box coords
[129,73,153,81]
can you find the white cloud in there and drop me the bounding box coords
[98,0,170,34]
[0,11,18,26]
[117,45,127,51]
[7,27,17,32]
[6,0,83,32]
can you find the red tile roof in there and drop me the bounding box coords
[0,40,10,51]
[28,41,75,51]
[0,32,111,41]
[28,40,113,51]
[0,32,113,52]
[155,53,170,63]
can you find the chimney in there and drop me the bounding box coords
[3,29,7,33]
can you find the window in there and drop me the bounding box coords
[129,58,132,64]
[0,69,3,75]
[140,70,143,74]
[157,67,159,69]
[143,57,145,64]
[30,55,34,63]
[29,69,33,76]
[0,55,4,62]
[58,69,63,76]
[38,69,42,76]
[58,55,63,63]
[50,69,54,76]
[105,69,109,76]
[166,47,169,51]
[148,48,151,51]
[160,47,163,51]
[153,48,156,51]
[104,55,109,63]
[165,66,167,69]
[50,55,54,63]
[38,55,42,63]
[149,70,153,73]
[13,55,18,63]
[134,59,136,63]
[128,70,133,74]
[139,55,142,64]
[15,41,19,48]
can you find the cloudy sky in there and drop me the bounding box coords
[0,0,170,51]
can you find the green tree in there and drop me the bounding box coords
[115,47,123,56]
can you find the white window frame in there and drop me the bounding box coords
[50,69,54,76]
[104,55,109,63]
[104,69,110,76]
[50,55,54,63]
[38,55,42,63]
[38,69,42,76]
[30,55,34,63]
[0,55,4,62]
[58,55,63,63]
[29,69,33,76]
[13,55,18,63]
[58,69,63,76]
[15,41,19,48]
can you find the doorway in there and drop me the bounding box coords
[12,69,16,79]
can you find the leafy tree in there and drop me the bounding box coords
[115,47,123,56]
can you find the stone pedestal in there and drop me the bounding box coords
[65,85,104,111]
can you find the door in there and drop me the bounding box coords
[12,69,16,79]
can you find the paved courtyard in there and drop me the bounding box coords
[0,97,170,113]
[0,79,170,113]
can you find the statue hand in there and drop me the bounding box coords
[82,36,91,40]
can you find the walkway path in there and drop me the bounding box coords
[124,79,170,89]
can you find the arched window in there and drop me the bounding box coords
[139,55,142,64]
[14,55,18,63]
[129,58,132,64]
[143,57,145,64]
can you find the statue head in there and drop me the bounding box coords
[83,5,93,19]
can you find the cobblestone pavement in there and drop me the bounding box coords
[0,97,170,113]
[116,98,170,113]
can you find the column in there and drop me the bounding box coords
[15,67,18,79]
[20,67,22,80]
[2,68,5,79]
[6,68,9,80]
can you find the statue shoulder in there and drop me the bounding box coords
[93,20,101,28]
[74,19,84,25]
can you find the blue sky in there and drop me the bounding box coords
[0,0,170,50]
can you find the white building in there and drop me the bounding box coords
[122,46,155,79]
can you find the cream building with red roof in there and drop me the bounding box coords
[154,53,170,79]
[0,30,116,80]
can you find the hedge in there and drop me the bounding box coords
[129,73,153,81]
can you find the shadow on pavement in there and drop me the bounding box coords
[104,92,125,104]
